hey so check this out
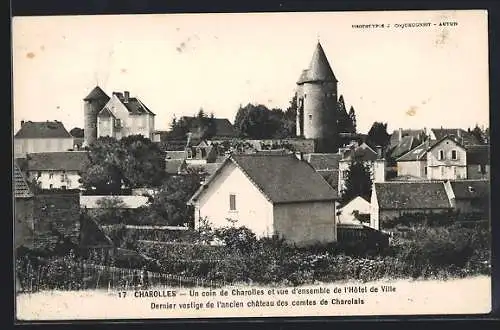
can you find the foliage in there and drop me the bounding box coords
[69,127,84,138]
[79,135,165,194]
[143,174,203,226]
[340,161,373,204]
[336,95,356,134]
[365,122,391,150]
[166,110,218,140]
[470,125,486,144]
[233,103,294,139]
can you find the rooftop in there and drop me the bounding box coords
[14,121,73,139]
[297,42,337,84]
[26,151,89,172]
[374,181,452,210]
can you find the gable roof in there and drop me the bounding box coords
[297,42,337,84]
[430,128,481,146]
[396,141,433,162]
[341,143,379,162]
[427,135,466,152]
[14,121,73,139]
[389,129,425,148]
[466,145,490,165]
[374,182,452,210]
[26,151,89,172]
[97,107,116,118]
[180,116,236,138]
[190,154,338,205]
[305,153,341,171]
[449,180,489,200]
[391,135,418,159]
[109,92,156,116]
[317,169,339,192]
[84,86,110,101]
[14,162,33,198]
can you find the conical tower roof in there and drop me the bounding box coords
[83,86,110,101]
[297,42,337,84]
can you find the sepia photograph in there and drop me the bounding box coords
[12,9,491,321]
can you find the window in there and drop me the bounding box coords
[37,171,42,177]
[308,114,313,121]
[451,150,457,160]
[440,167,445,176]
[49,184,53,189]
[187,149,193,159]
[452,166,457,176]
[479,164,486,174]
[438,150,444,160]
[201,148,207,158]
[61,185,67,190]
[229,194,236,211]
[49,172,54,179]
[424,167,427,175]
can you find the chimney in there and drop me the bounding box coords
[457,129,461,138]
[398,128,403,142]
[124,91,130,103]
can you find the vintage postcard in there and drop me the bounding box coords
[12,9,491,321]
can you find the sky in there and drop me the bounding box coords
[12,10,489,134]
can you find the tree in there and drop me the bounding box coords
[120,135,166,188]
[234,103,282,139]
[145,174,203,226]
[366,122,391,150]
[94,196,127,225]
[80,135,166,194]
[471,125,485,144]
[79,137,127,194]
[69,127,84,138]
[340,161,373,205]
[348,106,357,133]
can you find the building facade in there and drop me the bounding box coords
[296,42,338,151]
[14,121,74,158]
[426,137,467,180]
[188,154,338,246]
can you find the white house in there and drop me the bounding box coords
[337,196,371,225]
[14,121,74,158]
[188,153,338,246]
[97,91,156,141]
[426,136,467,180]
[25,151,89,190]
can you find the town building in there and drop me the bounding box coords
[425,136,467,180]
[14,120,74,158]
[295,42,338,152]
[303,153,341,192]
[336,196,371,225]
[83,86,156,144]
[444,179,490,216]
[395,141,431,179]
[188,153,338,246]
[466,145,490,180]
[337,142,385,196]
[370,181,453,230]
[25,151,89,190]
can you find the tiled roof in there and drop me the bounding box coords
[297,42,337,84]
[466,145,490,165]
[305,153,341,171]
[430,128,481,146]
[374,182,452,210]
[318,169,339,191]
[26,151,89,172]
[181,116,236,138]
[186,162,223,176]
[396,141,435,162]
[14,121,72,139]
[427,135,466,152]
[389,129,425,148]
[390,136,417,159]
[103,92,155,116]
[341,143,378,162]
[14,162,33,198]
[449,180,490,200]
[190,154,338,204]
[83,86,110,101]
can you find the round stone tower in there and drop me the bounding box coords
[296,42,338,151]
[83,86,110,146]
